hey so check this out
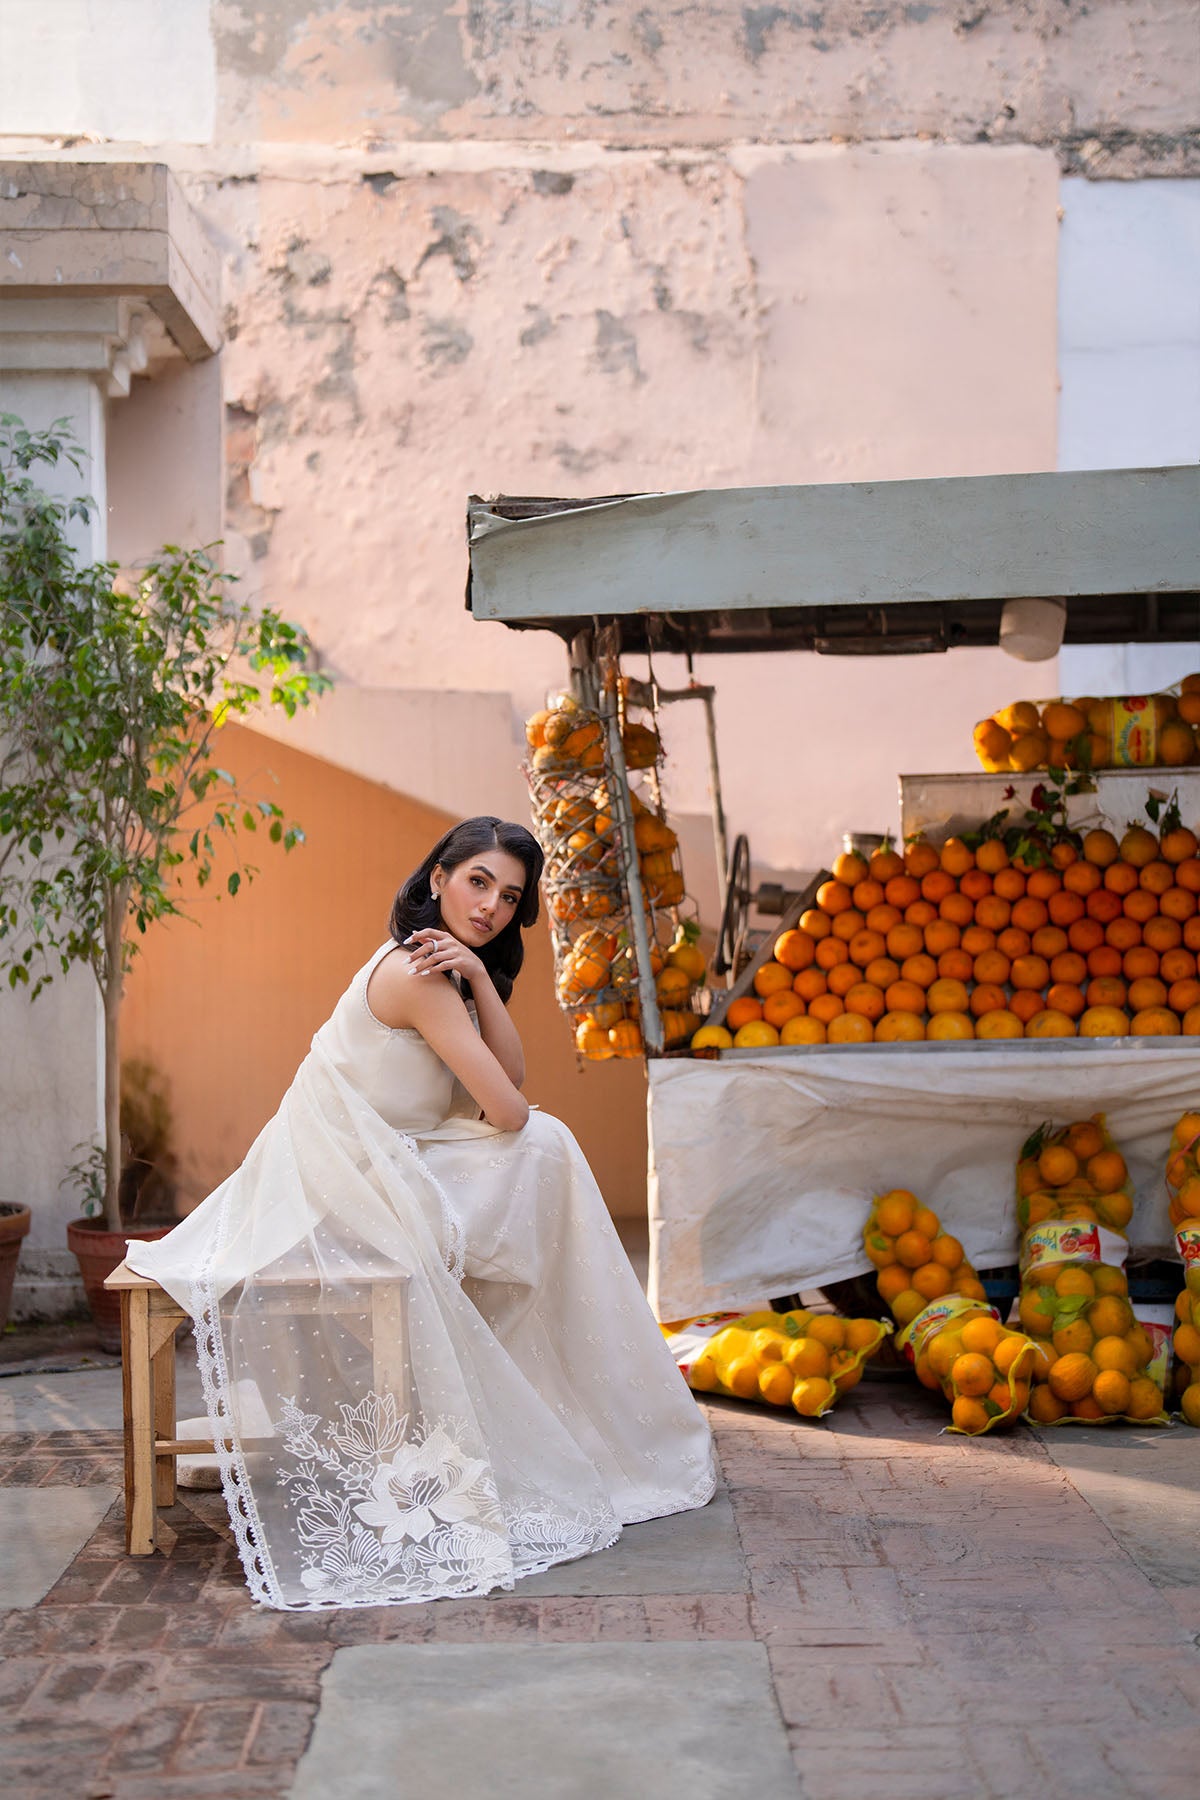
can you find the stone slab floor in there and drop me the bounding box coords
[0,1342,1197,1800]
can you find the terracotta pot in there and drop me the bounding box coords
[66,1218,174,1354]
[0,1202,31,1334]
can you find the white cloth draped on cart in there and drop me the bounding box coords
[126,944,714,1610]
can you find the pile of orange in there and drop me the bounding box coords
[1015,1114,1135,1236]
[697,822,1200,1049]
[526,701,660,776]
[974,678,1200,774]
[1015,1117,1168,1424]
[863,1188,988,1328]
[571,925,707,1060]
[903,1304,1038,1435]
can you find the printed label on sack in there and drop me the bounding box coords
[896,1294,998,1366]
[1176,1224,1200,1268]
[1138,1318,1174,1391]
[660,1312,742,1376]
[1108,696,1158,767]
[1019,1220,1128,1278]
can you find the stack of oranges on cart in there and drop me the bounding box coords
[693,820,1200,1048]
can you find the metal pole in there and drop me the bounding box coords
[700,684,730,924]
[569,627,598,709]
[597,653,663,1056]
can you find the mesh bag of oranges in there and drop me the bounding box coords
[897,1297,1038,1434]
[1015,1117,1169,1424]
[863,1189,1034,1434]
[973,684,1200,775]
[1165,1110,1200,1229]
[863,1188,989,1328]
[661,1308,891,1419]
[1171,1221,1200,1426]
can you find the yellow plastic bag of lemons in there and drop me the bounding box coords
[661,1308,891,1419]
[1015,1116,1168,1425]
[897,1296,1038,1434]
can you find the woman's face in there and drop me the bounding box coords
[431,847,526,949]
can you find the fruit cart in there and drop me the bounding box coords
[467,467,1200,1321]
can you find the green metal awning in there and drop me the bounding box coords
[466,466,1200,655]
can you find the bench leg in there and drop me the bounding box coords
[123,1286,158,1555]
[153,1322,178,1509]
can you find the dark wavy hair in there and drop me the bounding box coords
[388,817,544,1004]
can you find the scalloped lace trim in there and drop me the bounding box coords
[189,1320,281,1602]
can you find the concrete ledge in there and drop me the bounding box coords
[0,161,220,359]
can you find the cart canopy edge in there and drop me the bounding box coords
[466,467,1200,656]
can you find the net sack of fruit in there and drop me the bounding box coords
[1172,1222,1200,1427]
[973,686,1200,775]
[1015,1117,1168,1424]
[897,1296,1038,1434]
[863,1188,989,1329]
[1166,1110,1200,1230]
[661,1308,891,1419]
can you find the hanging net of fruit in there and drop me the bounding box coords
[862,1188,1036,1433]
[1014,1116,1169,1424]
[524,691,705,1060]
[662,1308,890,1418]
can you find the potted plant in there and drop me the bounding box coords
[0,415,331,1345]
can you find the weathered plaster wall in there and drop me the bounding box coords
[194,137,1057,878]
[204,1,1198,176]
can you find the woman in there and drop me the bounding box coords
[126,817,714,1610]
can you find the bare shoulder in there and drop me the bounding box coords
[366,944,464,1032]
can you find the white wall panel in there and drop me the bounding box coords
[0,0,216,143]
[1057,177,1200,696]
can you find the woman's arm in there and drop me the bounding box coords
[401,929,526,1087]
[367,947,529,1132]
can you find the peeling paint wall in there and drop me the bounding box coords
[201,1,1199,176]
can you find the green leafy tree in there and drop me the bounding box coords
[0,415,332,1228]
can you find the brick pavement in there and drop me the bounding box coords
[2,1385,1198,1798]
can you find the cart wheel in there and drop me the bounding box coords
[714,834,752,975]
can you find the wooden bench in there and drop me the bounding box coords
[103,1258,415,1555]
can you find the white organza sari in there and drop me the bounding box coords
[126,944,715,1609]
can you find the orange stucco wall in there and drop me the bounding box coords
[120,722,649,1221]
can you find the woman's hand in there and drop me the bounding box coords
[403,929,488,986]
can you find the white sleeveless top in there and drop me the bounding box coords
[315,941,483,1135]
